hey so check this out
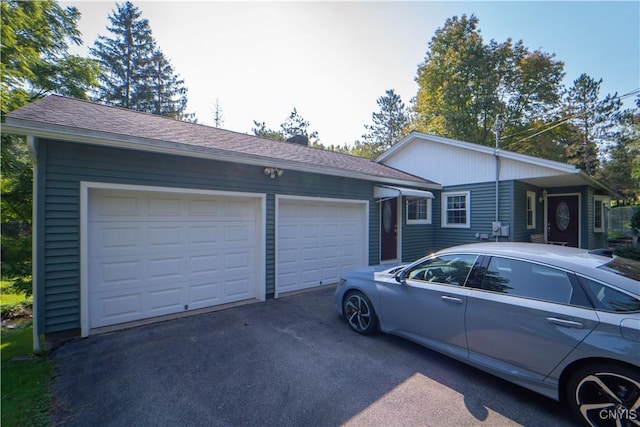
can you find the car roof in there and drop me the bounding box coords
[435,242,639,294]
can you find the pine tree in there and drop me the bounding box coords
[90,1,188,119]
[562,74,622,175]
[212,98,224,127]
[361,89,410,157]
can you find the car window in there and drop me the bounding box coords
[598,256,640,281]
[481,257,573,304]
[579,276,640,313]
[405,254,478,286]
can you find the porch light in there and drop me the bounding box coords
[539,189,548,202]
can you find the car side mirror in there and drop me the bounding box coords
[395,269,407,284]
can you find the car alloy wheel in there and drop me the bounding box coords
[569,365,640,427]
[343,291,377,335]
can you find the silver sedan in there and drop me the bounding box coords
[335,242,640,427]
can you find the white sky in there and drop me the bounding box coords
[61,1,640,147]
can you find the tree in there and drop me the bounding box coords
[280,108,320,144]
[251,120,284,141]
[1,0,98,295]
[413,14,564,150]
[1,0,99,112]
[597,108,640,202]
[90,1,188,119]
[561,74,622,175]
[252,108,320,144]
[361,89,410,157]
[212,98,224,128]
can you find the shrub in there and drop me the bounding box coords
[614,244,640,261]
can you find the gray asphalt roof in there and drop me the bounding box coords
[6,95,437,187]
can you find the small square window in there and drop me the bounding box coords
[407,198,431,224]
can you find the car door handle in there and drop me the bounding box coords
[546,317,584,329]
[441,296,463,304]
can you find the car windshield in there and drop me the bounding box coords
[598,256,640,281]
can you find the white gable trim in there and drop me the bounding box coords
[378,132,579,174]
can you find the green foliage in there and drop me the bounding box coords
[613,244,640,261]
[414,14,564,149]
[1,134,33,296]
[89,1,189,119]
[0,0,99,112]
[253,108,320,144]
[630,207,640,232]
[1,322,52,427]
[561,74,622,175]
[361,89,410,158]
[252,120,285,141]
[280,108,320,143]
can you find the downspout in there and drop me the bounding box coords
[494,115,502,242]
[26,136,41,354]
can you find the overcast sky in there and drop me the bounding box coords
[61,1,640,147]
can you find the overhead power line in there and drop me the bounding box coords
[500,87,640,150]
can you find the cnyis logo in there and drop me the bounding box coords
[599,407,638,422]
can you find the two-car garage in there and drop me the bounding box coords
[83,185,368,335]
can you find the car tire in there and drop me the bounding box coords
[566,363,640,427]
[343,291,377,335]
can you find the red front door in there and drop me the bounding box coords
[381,198,398,261]
[547,195,579,247]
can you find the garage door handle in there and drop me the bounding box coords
[546,317,584,329]
[441,296,463,304]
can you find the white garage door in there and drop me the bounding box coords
[276,197,368,295]
[88,188,261,329]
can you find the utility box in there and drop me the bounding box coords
[500,225,510,237]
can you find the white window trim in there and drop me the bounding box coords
[441,191,471,228]
[594,196,607,233]
[526,191,536,229]
[406,197,432,225]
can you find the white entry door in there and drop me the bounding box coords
[88,188,261,329]
[276,197,368,295]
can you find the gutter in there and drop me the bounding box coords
[26,136,41,355]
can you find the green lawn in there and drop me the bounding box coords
[1,286,52,427]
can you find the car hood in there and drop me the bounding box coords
[342,264,407,281]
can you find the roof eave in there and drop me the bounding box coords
[2,120,439,190]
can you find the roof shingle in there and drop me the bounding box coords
[6,95,436,187]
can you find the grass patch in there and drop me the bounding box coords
[2,291,52,427]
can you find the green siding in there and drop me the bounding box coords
[400,197,435,262]
[38,139,388,333]
[433,181,513,250]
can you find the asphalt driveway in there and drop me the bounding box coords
[50,286,578,426]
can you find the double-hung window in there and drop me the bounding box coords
[594,196,607,233]
[526,191,536,229]
[442,191,470,228]
[407,198,431,224]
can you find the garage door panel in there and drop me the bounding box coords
[147,256,183,281]
[148,226,183,248]
[89,189,260,329]
[188,225,220,245]
[98,292,142,322]
[90,258,143,289]
[188,254,219,275]
[277,198,367,295]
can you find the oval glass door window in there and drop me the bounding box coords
[556,202,570,231]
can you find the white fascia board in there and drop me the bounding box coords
[2,120,437,190]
